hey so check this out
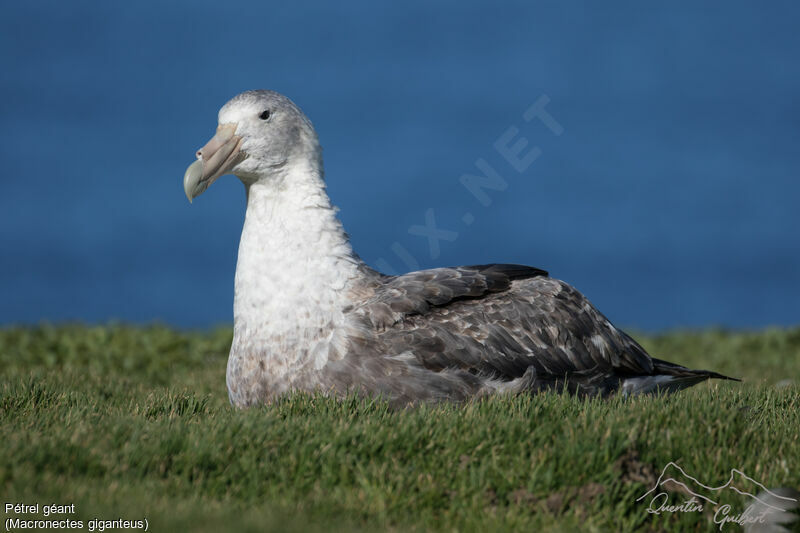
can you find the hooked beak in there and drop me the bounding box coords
[183,123,245,202]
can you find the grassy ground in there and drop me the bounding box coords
[1,324,798,532]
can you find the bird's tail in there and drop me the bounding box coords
[621,358,740,395]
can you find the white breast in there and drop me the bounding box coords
[226,162,361,404]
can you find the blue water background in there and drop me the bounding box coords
[1,1,798,330]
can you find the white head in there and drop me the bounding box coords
[183,90,321,202]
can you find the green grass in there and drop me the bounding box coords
[1,324,799,532]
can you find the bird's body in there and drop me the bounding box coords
[183,90,736,408]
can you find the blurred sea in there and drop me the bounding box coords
[1,1,798,330]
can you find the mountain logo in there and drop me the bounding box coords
[634,461,798,530]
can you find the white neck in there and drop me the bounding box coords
[231,160,361,373]
[233,158,358,324]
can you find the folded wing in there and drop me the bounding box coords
[357,264,660,395]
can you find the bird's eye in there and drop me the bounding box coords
[259,110,271,120]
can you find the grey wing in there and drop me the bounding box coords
[358,264,657,394]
